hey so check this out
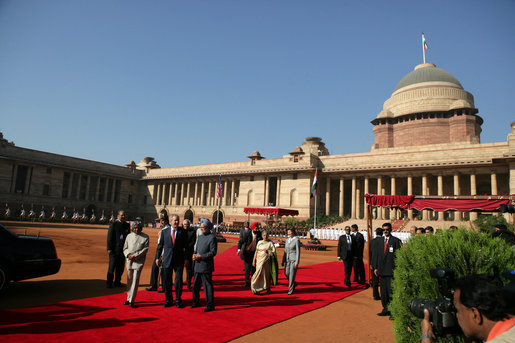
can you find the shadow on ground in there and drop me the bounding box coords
[0,279,125,310]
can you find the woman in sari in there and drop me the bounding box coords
[251,231,278,294]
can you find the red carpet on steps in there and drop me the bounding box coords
[0,246,366,342]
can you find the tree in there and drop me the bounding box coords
[390,228,515,343]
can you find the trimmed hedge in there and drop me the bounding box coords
[390,228,515,343]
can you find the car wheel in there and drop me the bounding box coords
[0,262,9,293]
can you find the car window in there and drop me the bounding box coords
[0,224,17,240]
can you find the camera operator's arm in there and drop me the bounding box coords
[421,309,436,343]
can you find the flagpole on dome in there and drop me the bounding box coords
[422,32,428,64]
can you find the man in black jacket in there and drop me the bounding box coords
[351,224,366,284]
[237,221,261,287]
[106,210,130,288]
[337,226,356,287]
[374,222,402,318]
[369,227,383,300]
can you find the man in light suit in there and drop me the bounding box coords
[191,218,217,312]
[337,226,356,287]
[155,214,187,308]
[282,228,300,295]
[123,221,149,308]
[374,222,402,318]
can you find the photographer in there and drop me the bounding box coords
[421,274,515,342]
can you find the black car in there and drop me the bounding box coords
[0,223,61,292]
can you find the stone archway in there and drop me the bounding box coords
[184,209,194,222]
[212,210,224,224]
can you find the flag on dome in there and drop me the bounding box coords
[216,175,223,199]
[422,33,428,50]
[310,170,318,198]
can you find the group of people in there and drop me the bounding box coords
[237,221,301,295]
[106,210,217,312]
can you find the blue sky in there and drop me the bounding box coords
[1,0,514,168]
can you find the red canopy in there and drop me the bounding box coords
[364,194,514,212]
[243,207,299,216]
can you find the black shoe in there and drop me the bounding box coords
[176,302,183,308]
[203,307,215,312]
[106,283,113,289]
[114,283,124,288]
[163,301,173,308]
[389,315,394,321]
[377,310,390,316]
[190,304,200,309]
[373,296,381,301]
[130,303,136,308]
[123,301,130,305]
[146,287,157,291]
[157,289,165,293]
[244,283,250,287]
[345,282,351,287]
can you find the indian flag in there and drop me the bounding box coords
[310,170,318,198]
[422,33,428,50]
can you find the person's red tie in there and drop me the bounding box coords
[384,238,388,253]
[172,228,176,244]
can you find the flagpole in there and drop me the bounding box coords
[422,32,426,64]
[314,168,317,231]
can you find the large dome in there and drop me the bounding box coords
[393,63,463,93]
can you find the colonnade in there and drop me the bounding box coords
[323,169,503,222]
[153,179,239,208]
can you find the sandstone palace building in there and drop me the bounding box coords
[1,63,514,226]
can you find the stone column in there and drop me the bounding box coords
[161,183,167,206]
[454,173,461,220]
[339,178,344,217]
[390,176,396,220]
[208,181,213,206]
[185,182,190,206]
[174,182,178,205]
[84,176,91,201]
[156,182,162,205]
[351,177,356,219]
[490,170,498,195]
[355,179,361,219]
[437,174,444,221]
[422,175,428,220]
[200,182,205,206]
[276,177,280,207]
[470,172,478,221]
[224,180,229,206]
[231,180,235,206]
[407,175,413,220]
[326,177,331,216]
[264,177,268,206]
[363,177,369,221]
[377,176,383,220]
[180,182,185,206]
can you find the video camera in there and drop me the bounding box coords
[410,268,462,337]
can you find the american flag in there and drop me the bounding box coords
[216,175,223,199]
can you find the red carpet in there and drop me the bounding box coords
[0,246,366,342]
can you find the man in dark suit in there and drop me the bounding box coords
[337,226,356,287]
[191,219,217,312]
[375,222,402,318]
[350,224,366,284]
[155,214,187,308]
[106,210,130,288]
[369,227,383,300]
[237,221,261,287]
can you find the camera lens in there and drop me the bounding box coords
[410,298,435,319]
